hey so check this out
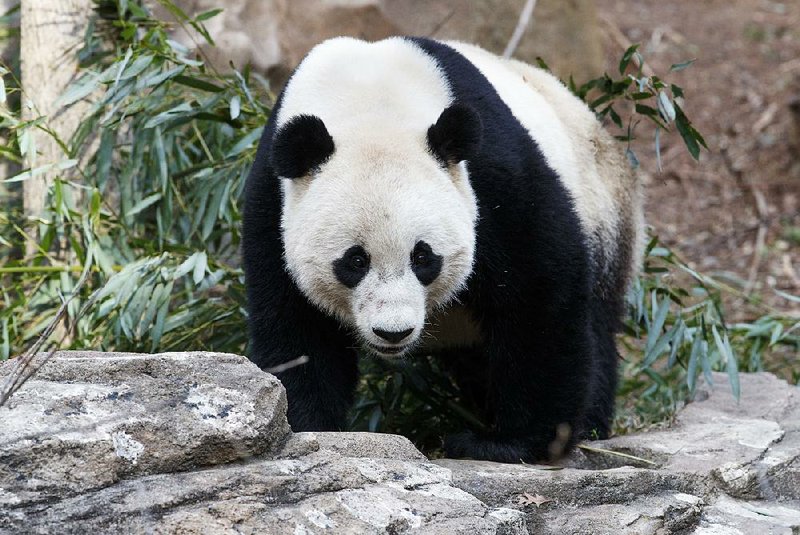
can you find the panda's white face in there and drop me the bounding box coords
[281,137,478,358]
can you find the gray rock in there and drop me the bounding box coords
[532,493,705,535]
[0,351,290,506]
[435,459,705,508]
[696,495,800,534]
[312,431,427,461]
[2,353,799,534]
[1,438,524,533]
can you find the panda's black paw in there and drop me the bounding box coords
[442,431,479,459]
[444,430,562,464]
[443,430,540,464]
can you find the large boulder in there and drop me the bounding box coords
[1,352,799,533]
[0,352,290,505]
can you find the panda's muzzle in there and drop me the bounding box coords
[352,269,425,357]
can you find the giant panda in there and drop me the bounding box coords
[243,36,644,463]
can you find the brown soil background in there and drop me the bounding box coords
[595,0,799,321]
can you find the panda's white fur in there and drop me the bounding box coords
[498,53,645,280]
[275,37,640,355]
[277,37,479,353]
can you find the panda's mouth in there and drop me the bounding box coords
[366,343,409,357]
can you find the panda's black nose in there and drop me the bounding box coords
[372,327,414,344]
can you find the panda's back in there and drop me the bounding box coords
[409,39,641,281]
[406,38,643,294]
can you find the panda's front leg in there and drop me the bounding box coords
[247,285,359,432]
[275,346,359,432]
[443,306,594,463]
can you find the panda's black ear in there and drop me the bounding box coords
[427,104,481,166]
[272,114,335,178]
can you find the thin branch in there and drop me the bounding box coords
[720,146,770,297]
[426,8,455,38]
[503,0,537,59]
[0,247,95,407]
[577,444,659,466]
[265,355,309,375]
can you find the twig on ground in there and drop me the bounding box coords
[720,146,770,296]
[265,355,310,375]
[752,102,779,134]
[745,222,768,295]
[744,187,770,295]
[426,8,455,38]
[577,444,659,466]
[781,254,800,289]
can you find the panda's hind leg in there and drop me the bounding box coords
[581,312,618,440]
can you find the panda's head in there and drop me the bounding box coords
[274,104,481,358]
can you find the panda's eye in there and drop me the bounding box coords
[410,241,443,286]
[350,254,368,270]
[333,245,370,288]
[413,250,429,267]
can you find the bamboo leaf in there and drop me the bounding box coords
[195,8,223,22]
[3,160,78,183]
[173,75,224,93]
[226,127,263,158]
[670,59,696,72]
[619,44,640,75]
[192,251,207,284]
[657,91,676,122]
[229,95,241,120]
[687,330,702,392]
[174,252,199,280]
[713,326,739,400]
[57,73,100,108]
[126,193,162,218]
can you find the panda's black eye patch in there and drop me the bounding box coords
[411,241,442,286]
[333,245,370,288]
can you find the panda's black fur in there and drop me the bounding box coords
[243,37,632,463]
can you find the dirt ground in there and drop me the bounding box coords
[595,0,800,320]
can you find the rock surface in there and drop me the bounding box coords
[1,352,799,534]
[437,372,800,534]
[0,352,289,507]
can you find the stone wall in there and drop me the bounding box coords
[1,351,799,533]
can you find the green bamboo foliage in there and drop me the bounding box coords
[1,1,266,356]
